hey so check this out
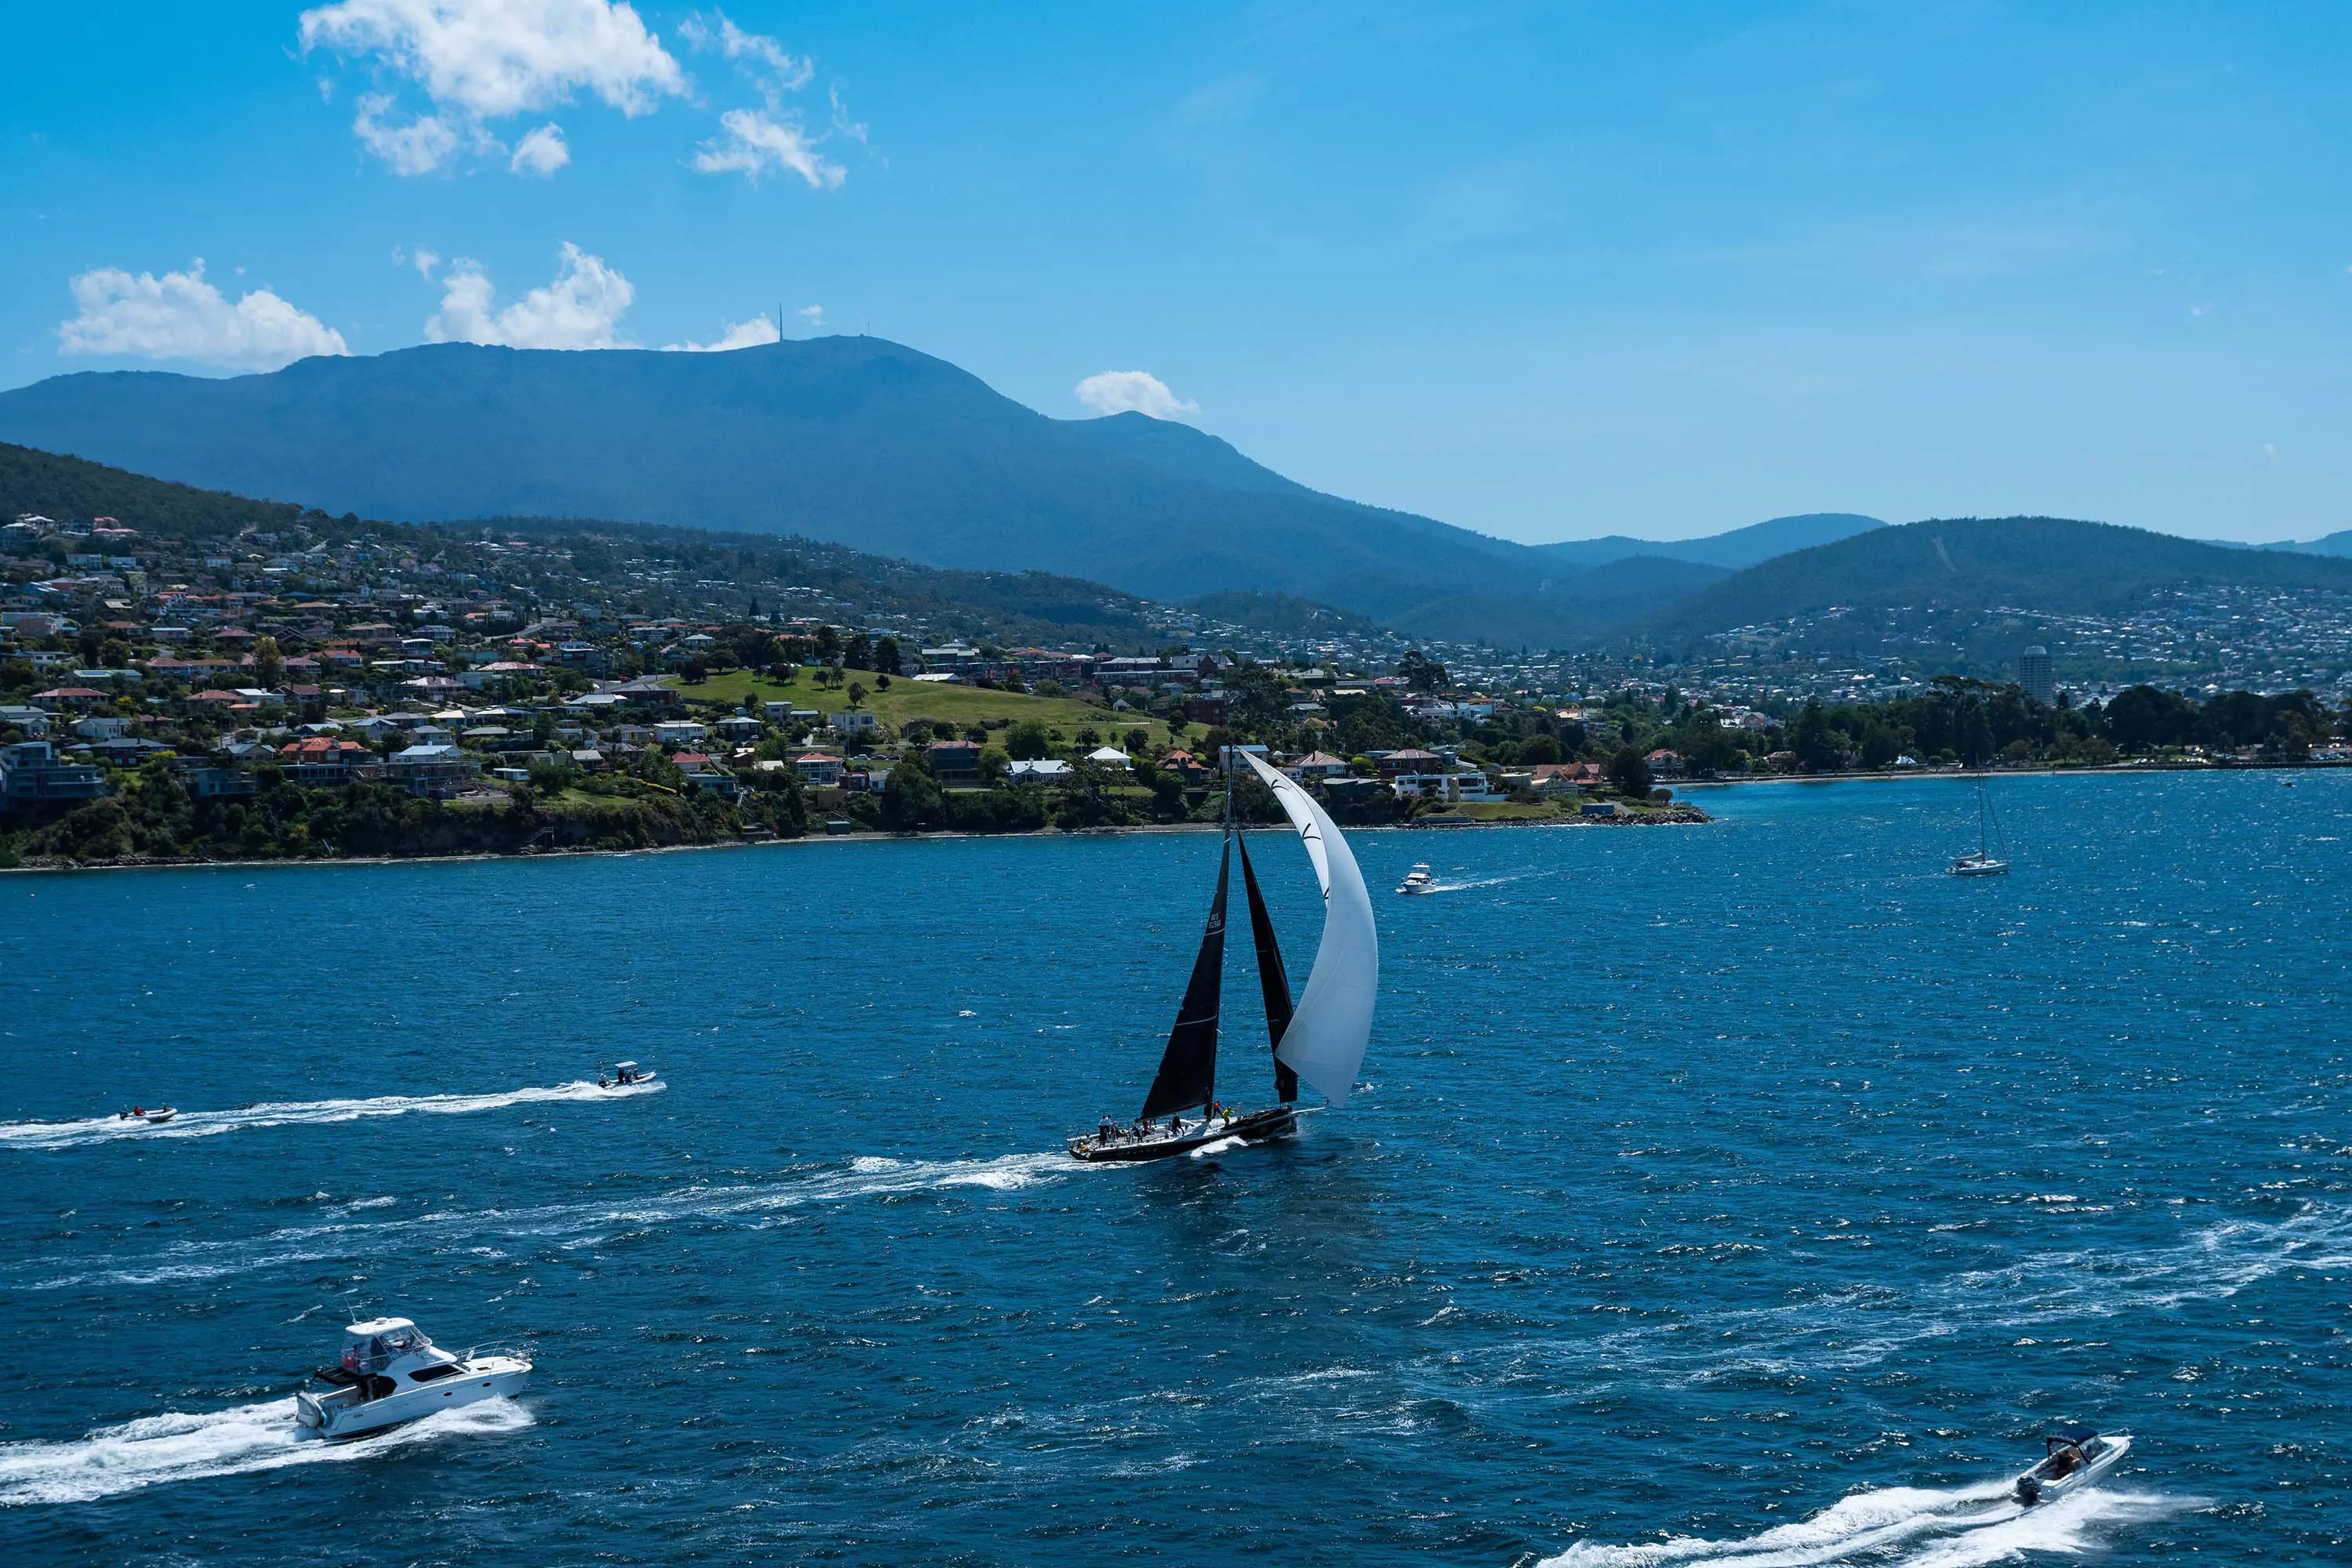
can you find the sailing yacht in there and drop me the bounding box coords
[1069,753,1378,1163]
[1951,775,2010,877]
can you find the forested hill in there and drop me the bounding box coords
[0,441,306,539]
[1625,516,2352,649]
[0,339,1594,644]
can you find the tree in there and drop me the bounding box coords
[880,755,942,830]
[1004,720,1052,760]
[1791,699,1842,772]
[1606,746,1653,798]
[873,636,903,675]
[252,634,284,688]
[977,746,1011,784]
[1518,731,1563,764]
[844,632,873,670]
[846,681,868,710]
[1398,649,1447,692]
[814,624,843,665]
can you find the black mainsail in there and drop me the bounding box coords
[1236,833,1300,1104]
[1138,833,1230,1120]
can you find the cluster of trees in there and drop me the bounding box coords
[0,753,801,867]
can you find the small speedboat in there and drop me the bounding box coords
[114,1106,176,1124]
[1950,851,2009,877]
[599,1061,657,1087]
[2013,1425,2130,1505]
[1396,863,1435,895]
[295,1316,530,1441]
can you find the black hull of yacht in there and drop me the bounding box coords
[1068,1106,1299,1163]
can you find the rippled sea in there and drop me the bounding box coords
[5,771,2348,1566]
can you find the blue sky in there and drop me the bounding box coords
[5,2,2352,545]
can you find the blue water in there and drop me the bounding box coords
[4,771,2348,1566]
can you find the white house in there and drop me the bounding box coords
[1009,758,1072,781]
[652,719,708,746]
[831,710,878,736]
[1084,746,1131,770]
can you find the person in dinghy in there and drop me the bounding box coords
[1069,754,1378,1164]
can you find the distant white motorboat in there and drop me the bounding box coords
[295,1317,530,1442]
[1950,776,2010,877]
[114,1106,176,1124]
[600,1061,656,1087]
[2013,1425,2130,1505]
[1396,863,1435,895]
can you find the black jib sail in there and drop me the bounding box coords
[1236,833,1299,1104]
[1139,834,1231,1120]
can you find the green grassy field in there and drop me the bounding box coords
[667,667,1187,749]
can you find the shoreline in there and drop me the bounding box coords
[7,760,2331,877]
[0,802,1706,877]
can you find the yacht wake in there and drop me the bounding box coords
[1540,1483,2179,1567]
[0,1396,531,1507]
[16,1150,1086,1292]
[0,1080,663,1152]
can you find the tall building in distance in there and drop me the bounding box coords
[2018,645,2055,705]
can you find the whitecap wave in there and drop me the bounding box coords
[0,1397,531,1507]
[0,1080,663,1152]
[1540,1483,2181,1568]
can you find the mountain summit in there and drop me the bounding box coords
[0,338,1635,644]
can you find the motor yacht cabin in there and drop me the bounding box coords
[295,1317,530,1440]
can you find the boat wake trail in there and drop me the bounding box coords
[1426,873,1528,894]
[0,1397,531,1507]
[16,1151,1084,1293]
[0,1080,663,1152]
[1539,1484,2183,1568]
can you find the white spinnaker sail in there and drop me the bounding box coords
[1243,753,1377,1106]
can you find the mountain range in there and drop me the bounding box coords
[6,339,2350,655]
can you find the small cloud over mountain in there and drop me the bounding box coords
[1075,370,1198,420]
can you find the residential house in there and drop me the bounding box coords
[1008,758,1072,781]
[927,740,982,785]
[32,686,109,713]
[713,716,764,743]
[1644,748,1686,776]
[388,742,481,797]
[1376,747,1443,778]
[0,742,107,805]
[652,720,709,746]
[793,752,844,786]
[1288,750,1351,779]
[830,710,878,738]
[0,705,50,738]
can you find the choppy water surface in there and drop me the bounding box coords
[4,771,2347,1565]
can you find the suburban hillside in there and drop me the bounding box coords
[1625,515,2352,650]
[0,339,1606,644]
[0,444,1188,651]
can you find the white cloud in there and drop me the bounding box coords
[57,260,349,371]
[681,13,811,100]
[691,107,843,187]
[301,0,684,173]
[425,241,634,349]
[353,93,463,174]
[1074,370,1199,420]
[510,122,569,175]
[662,314,779,352]
[412,246,441,276]
[681,11,850,188]
[797,304,824,329]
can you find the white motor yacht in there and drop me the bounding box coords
[2013,1425,2130,1505]
[295,1317,530,1441]
[601,1060,657,1088]
[1396,863,1435,895]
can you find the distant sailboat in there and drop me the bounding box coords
[1069,753,1378,1163]
[1951,775,2010,877]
